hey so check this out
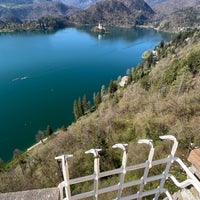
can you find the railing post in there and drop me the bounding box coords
[54,136,200,200]
[137,139,154,200]
[55,154,73,200]
[85,149,102,200]
[112,143,128,200]
[153,135,178,200]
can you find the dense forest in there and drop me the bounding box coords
[0,29,200,199]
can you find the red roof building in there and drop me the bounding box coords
[188,149,200,179]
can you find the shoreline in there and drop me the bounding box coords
[27,131,59,152]
[0,21,180,34]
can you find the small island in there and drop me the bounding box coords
[91,23,109,33]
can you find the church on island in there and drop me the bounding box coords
[92,23,108,33]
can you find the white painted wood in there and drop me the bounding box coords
[112,144,128,200]
[56,135,200,200]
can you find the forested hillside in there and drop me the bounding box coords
[146,0,199,15]
[154,5,200,32]
[0,2,77,21]
[144,0,200,32]
[0,0,154,32]
[0,0,99,9]
[0,29,200,198]
[71,0,154,26]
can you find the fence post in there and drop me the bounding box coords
[85,149,102,200]
[112,143,128,200]
[153,135,178,200]
[55,154,73,200]
[137,139,154,200]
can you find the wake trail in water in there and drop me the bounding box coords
[12,76,28,82]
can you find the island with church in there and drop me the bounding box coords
[91,23,109,33]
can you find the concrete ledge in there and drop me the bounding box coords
[0,187,59,200]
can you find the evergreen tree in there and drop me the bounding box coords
[94,92,102,108]
[101,85,106,98]
[0,158,5,172]
[46,125,53,137]
[13,149,26,175]
[109,80,118,94]
[82,94,89,113]
[73,97,85,120]
[159,40,165,48]
[146,52,154,66]
[127,74,132,84]
[73,100,79,120]
[126,68,132,84]
[78,97,84,117]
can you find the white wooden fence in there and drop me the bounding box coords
[55,135,200,200]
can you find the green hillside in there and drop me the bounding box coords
[0,29,200,197]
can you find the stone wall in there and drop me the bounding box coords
[0,187,59,200]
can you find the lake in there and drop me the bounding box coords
[0,27,173,161]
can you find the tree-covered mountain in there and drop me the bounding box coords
[0,0,33,5]
[54,0,101,9]
[142,0,200,32]
[144,0,167,6]
[0,0,155,26]
[155,4,200,32]
[71,0,155,26]
[0,0,100,9]
[0,2,78,21]
[146,0,199,15]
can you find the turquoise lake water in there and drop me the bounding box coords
[0,27,173,161]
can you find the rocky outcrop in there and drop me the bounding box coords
[164,188,200,200]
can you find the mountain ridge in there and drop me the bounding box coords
[0,1,78,21]
[53,0,100,9]
[154,4,200,32]
[146,0,199,15]
[0,0,155,26]
[71,0,155,26]
[0,0,100,9]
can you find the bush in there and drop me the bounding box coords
[187,50,200,75]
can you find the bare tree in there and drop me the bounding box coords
[36,130,45,144]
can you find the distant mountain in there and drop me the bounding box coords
[0,2,78,21]
[144,0,200,32]
[0,0,100,9]
[0,0,155,25]
[53,0,100,9]
[145,0,199,15]
[145,0,168,6]
[0,0,33,5]
[155,4,200,32]
[0,0,51,5]
[71,0,155,26]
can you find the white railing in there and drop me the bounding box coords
[55,135,200,200]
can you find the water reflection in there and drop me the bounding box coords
[75,25,174,42]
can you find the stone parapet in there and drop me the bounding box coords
[0,187,59,200]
